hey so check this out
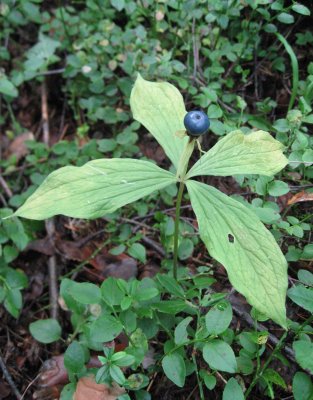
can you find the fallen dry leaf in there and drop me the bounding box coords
[6,131,34,161]
[74,375,125,400]
[287,191,313,205]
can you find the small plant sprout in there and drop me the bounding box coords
[14,74,288,327]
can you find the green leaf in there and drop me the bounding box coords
[293,372,313,400]
[203,340,237,373]
[130,74,187,170]
[288,285,313,312]
[222,378,244,400]
[14,159,175,220]
[178,238,194,260]
[162,353,186,387]
[291,4,311,16]
[156,274,185,298]
[277,12,294,24]
[64,341,86,373]
[293,340,313,373]
[110,365,126,385]
[174,317,193,345]
[29,318,61,343]
[268,180,289,196]
[186,180,287,328]
[60,383,76,400]
[128,243,146,263]
[68,282,101,304]
[0,74,18,97]
[90,315,123,342]
[110,0,125,11]
[263,368,287,389]
[205,301,233,335]
[101,277,125,306]
[187,130,288,178]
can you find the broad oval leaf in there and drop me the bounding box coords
[205,301,233,335]
[223,378,244,400]
[293,340,313,373]
[14,159,175,220]
[68,282,101,304]
[30,318,61,344]
[162,353,186,387]
[130,74,187,170]
[203,340,237,373]
[90,315,123,342]
[187,130,288,178]
[186,180,287,328]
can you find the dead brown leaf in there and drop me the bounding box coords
[287,191,313,205]
[74,375,124,400]
[6,131,34,162]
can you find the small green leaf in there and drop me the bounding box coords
[174,317,193,345]
[291,4,311,15]
[203,340,237,373]
[178,238,194,260]
[162,353,186,387]
[128,243,146,263]
[68,282,101,304]
[110,365,126,385]
[293,372,313,400]
[156,274,185,297]
[101,277,125,306]
[187,130,288,179]
[153,300,187,314]
[90,315,123,342]
[205,301,233,335]
[288,285,313,312]
[293,341,313,373]
[15,159,175,220]
[60,383,76,400]
[64,341,86,373]
[130,74,187,170]
[30,318,61,343]
[277,12,294,24]
[0,74,18,97]
[268,180,289,196]
[263,368,287,389]
[222,378,244,400]
[110,0,125,11]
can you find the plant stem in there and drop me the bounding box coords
[245,332,287,399]
[173,181,185,280]
[173,138,195,280]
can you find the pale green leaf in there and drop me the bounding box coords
[203,340,237,373]
[293,340,313,373]
[187,130,288,178]
[223,378,244,400]
[14,159,175,220]
[130,74,187,169]
[186,180,287,328]
[162,353,186,387]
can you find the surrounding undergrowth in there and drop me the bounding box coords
[0,1,312,399]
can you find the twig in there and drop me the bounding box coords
[41,81,59,321]
[0,175,13,198]
[0,354,21,400]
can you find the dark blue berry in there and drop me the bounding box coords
[184,110,210,136]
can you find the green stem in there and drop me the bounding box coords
[275,33,299,111]
[173,181,185,280]
[173,138,195,280]
[245,332,287,399]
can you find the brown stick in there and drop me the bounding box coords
[0,175,13,198]
[41,81,58,321]
[0,354,21,400]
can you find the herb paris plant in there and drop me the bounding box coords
[13,74,288,327]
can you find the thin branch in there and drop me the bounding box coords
[0,355,21,400]
[41,81,59,321]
